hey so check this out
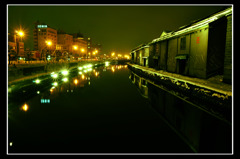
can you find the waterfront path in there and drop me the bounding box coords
[128,63,232,97]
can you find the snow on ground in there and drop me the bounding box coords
[129,64,232,96]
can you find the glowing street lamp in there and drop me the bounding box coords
[16,30,24,37]
[73,45,78,50]
[46,41,52,46]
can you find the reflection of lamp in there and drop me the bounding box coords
[21,103,29,111]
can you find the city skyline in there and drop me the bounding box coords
[8,4,229,55]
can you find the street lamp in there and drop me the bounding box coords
[45,40,52,62]
[15,30,24,41]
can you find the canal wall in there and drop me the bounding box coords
[128,63,232,153]
[8,61,103,84]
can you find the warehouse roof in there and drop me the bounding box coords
[151,6,232,44]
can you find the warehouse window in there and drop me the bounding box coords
[180,37,186,50]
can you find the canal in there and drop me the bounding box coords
[8,62,213,153]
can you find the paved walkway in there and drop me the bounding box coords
[129,64,232,96]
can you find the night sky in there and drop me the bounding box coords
[8,4,229,55]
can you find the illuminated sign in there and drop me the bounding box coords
[41,99,50,103]
[37,25,48,28]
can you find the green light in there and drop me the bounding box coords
[34,79,41,84]
[51,73,58,78]
[62,78,68,82]
[61,70,69,76]
[78,67,83,70]
[105,61,110,66]
[87,64,93,68]
[52,82,58,86]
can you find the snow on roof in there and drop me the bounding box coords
[151,7,232,44]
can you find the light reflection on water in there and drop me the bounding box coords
[8,64,129,114]
[7,63,196,153]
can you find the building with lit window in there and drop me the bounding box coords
[8,32,24,57]
[57,33,73,53]
[72,36,88,58]
[33,23,57,53]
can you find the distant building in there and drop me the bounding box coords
[73,37,87,58]
[57,33,73,53]
[87,37,92,58]
[131,44,149,67]
[33,23,57,53]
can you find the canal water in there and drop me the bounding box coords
[8,63,194,153]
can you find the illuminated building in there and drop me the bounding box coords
[8,32,25,57]
[57,33,73,53]
[33,22,57,52]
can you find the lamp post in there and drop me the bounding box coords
[45,40,52,63]
[15,30,25,63]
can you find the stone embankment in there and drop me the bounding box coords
[8,61,103,85]
[128,63,232,123]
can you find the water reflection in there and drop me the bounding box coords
[8,63,129,153]
[21,103,29,112]
[129,72,148,98]
[8,64,129,111]
[129,70,232,153]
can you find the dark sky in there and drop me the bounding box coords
[8,5,229,55]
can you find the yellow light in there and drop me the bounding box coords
[21,103,29,112]
[95,72,99,77]
[81,48,85,52]
[111,52,115,56]
[46,41,52,46]
[111,66,115,72]
[73,45,78,50]
[53,82,58,86]
[9,142,13,146]
[74,79,78,85]
[17,31,24,37]
[81,74,85,80]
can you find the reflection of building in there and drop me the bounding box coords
[57,34,73,53]
[33,23,57,52]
